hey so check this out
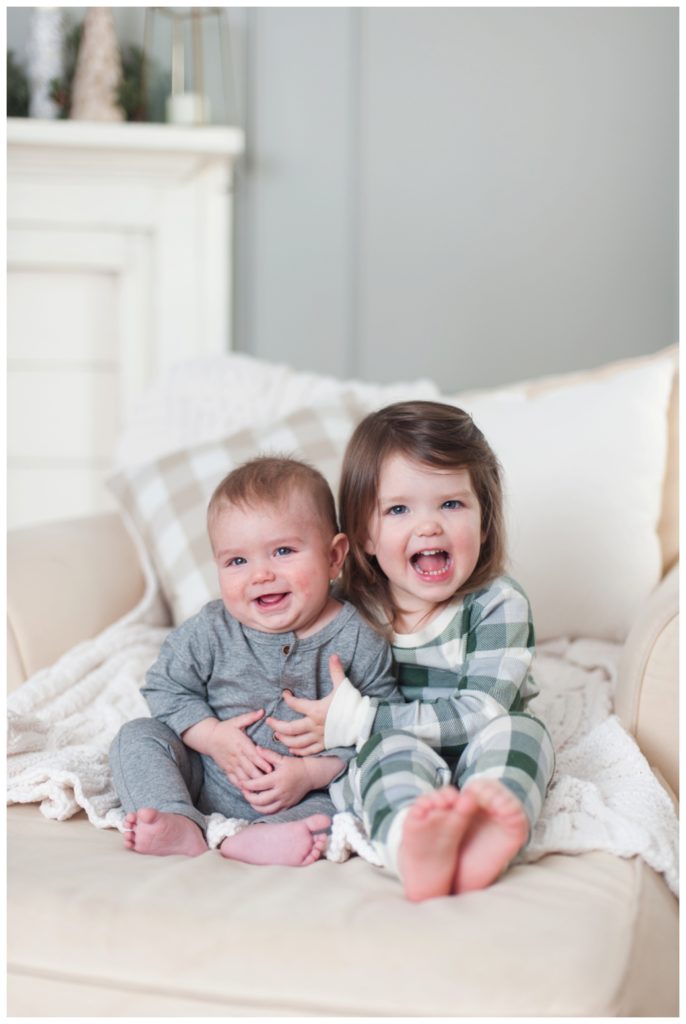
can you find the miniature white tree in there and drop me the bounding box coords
[26,8,64,119]
[70,7,124,122]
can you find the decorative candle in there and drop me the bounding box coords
[166,10,209,126]
[166,91,210,126]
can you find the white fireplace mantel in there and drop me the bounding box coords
[7,117,245,529]
[7,117,245,155]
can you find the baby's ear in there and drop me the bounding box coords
[329,532,349,577]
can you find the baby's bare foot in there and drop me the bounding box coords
[219,814,331,867]
[122,808,208,857]
[399,786,479,902]
[452,779,529,894]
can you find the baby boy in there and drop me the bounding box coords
[109,455,399,866]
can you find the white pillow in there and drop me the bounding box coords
[114,352,440,469]
[450,354,675,641]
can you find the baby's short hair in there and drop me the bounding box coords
[207,455,339,543]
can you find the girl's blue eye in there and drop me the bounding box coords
[227,556,247,567]
[442,500,463,510]
[387,504,408,516]
[275,546,294,556]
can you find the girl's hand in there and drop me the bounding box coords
[239,749,312,813]
[267,654,345,756]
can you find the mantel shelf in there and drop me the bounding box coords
[7,117,245,158]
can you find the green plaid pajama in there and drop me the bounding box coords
[329,576,555,873]
[330,713,554,850]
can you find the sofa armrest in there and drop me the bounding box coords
[614,564,679,801]
[7,513,147,694]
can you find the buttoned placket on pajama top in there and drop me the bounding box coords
[111,598,401,828]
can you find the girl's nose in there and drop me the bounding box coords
[416,518,441,537]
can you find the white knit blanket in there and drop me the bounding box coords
[7,578,679,896]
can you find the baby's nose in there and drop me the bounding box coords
[252,563,276,583]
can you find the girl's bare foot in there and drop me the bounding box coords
[219,814,331,867]
[452,779,529,894]
[398,786,479,902]
[122,808,208,857]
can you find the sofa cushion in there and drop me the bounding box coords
[7,805,678,1016]
[109,350,675,642]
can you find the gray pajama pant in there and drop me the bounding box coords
[109,717,336,834]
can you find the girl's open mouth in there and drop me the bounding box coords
[410,550,452,578]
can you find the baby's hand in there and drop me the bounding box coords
[239,749,313,813]
[267,654,345,756]
[208,711,273,786]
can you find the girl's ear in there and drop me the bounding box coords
[329,533,349,579]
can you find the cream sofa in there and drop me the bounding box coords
[7,350,679,1017]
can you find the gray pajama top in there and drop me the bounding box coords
[142,598,402,795]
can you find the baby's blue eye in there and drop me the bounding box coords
[227,556,247,567]
[442,500,463,510]
[387,504,408,516]
[275,546,294,556]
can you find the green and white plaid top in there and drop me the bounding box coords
[342,575,539,762]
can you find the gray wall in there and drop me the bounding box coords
[9,7,678,392]
[238,7,677,390]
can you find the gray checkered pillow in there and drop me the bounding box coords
[108,397,368,625]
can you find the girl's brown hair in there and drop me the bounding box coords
[339,401,506,631]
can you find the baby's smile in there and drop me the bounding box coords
[254,592,289,608]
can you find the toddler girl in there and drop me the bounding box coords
[269,401,555,901]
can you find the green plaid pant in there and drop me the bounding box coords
[329,712,555,874]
